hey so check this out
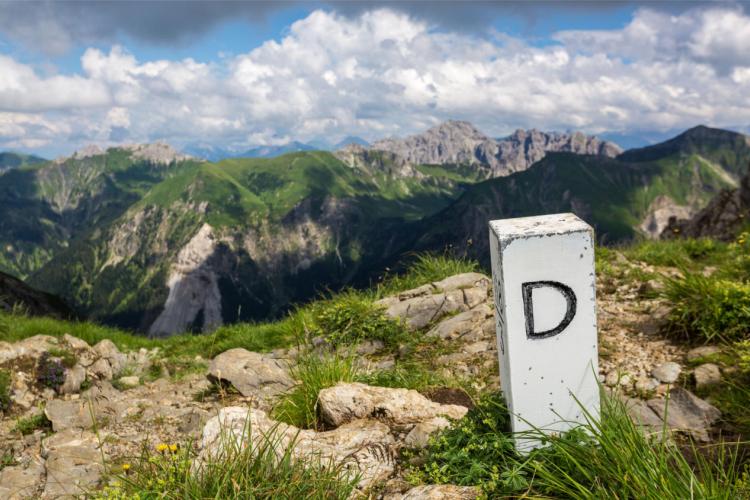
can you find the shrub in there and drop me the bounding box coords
[101,432,357,499]
[307,291,406,348]
[0,369,11,413]
[273,352,359,429]
[663,273,750,342]
[36,352,66,392]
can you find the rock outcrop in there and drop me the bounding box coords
[663,164,750,240]
[366,120,621,178]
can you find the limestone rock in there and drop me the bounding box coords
[693,363,721,389]
[317,382,468,428]
[41,429,104,498]
[647,388,721,441]
[427,307,490,340]
[88,358,113,380]
[404,417,451,449]
[390,484,480,499]
[207,348,294,398]
[651,362,681,383]
[60,364,86,395]
[93,339,125,376]
[198,406,395,490]
[45,399,95,431]
[0,459,45,499]
[376,273,491,330]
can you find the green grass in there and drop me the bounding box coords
[273,352,360,429]
[663,273,750,343]
[410,391,746,498]
[13,413,52,435]
[101,430,357,499]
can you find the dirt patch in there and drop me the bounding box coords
[423,387,474,409]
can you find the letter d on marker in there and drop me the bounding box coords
[489,213,599,451]
[522,281,577,339]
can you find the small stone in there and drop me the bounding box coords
[693,363,721,389]
[117,376,140,388]
[686,346,721,362]
[651,362,681,383]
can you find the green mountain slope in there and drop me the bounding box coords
[0,152,45,172]
[25,151,466,334]
[404,129,748,267]
[0,148,200,279]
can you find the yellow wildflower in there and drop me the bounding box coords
[122,463,131,471]
[169,444,178,453]
[156,443,168,452]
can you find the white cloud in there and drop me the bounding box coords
[2,6,750,155]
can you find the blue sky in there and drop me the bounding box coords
[0,1,748,157]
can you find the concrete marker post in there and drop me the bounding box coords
[488,213,599,450]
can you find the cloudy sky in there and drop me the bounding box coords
[1,1,749,157]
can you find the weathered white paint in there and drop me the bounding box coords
[489,213,599,450]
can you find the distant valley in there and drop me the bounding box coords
[0,121,747,336]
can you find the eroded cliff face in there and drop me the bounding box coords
[149,224,222,336]
[85,193,373,335]
[640,195,694,239]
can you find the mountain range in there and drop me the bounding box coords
[0,121,746,336]
[0,152,46,173]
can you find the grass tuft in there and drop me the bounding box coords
[410,391,745,498]
[306,291,406,348]
[273,352,360,430]
[14,412,52,435]
[663,273,750,343]
[377,253,479,297]
[101,430,357,499]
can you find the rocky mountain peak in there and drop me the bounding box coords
[119,142,194,165]
[365,121,621,178]
[68,145,105,161]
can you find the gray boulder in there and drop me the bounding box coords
[318,382,468,428]
[207,348,294,398]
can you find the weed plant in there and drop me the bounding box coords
[14,413,52,435]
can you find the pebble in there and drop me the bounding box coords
[651,362,681,383]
